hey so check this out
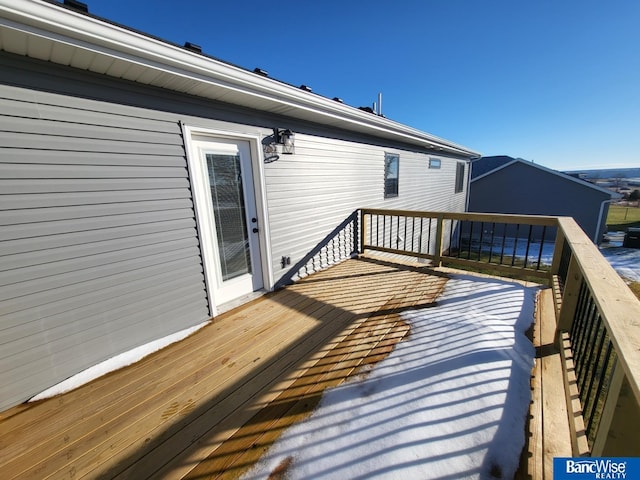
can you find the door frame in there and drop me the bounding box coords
[182,123,273,316]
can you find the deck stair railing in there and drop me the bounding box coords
[359,208,640,456]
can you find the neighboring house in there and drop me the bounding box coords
[0,0,479,411]
[469,156,617,243]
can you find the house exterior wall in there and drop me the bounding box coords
[468,162,611,241]
[0,52,469,411]
[0,78,212,412]
[265,135,467,284]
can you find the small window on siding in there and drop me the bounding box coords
[384,153,399,198]
[429,158,441,169]
[455,162,465,193]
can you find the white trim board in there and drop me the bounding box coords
[181,124,274,315]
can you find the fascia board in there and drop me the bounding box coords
[0,0,479,158]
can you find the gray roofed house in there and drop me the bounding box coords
[469,155,516,178]
[468,156,618,243]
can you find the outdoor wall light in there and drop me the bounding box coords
[274,128,295,155]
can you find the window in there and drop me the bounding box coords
[455,162,465,193]
[429,158,441,169]
[384,153,399,198]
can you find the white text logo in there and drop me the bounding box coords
[565,459,627,478]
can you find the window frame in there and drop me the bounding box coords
[384,153,399,198]
[455,162,465,193]
[429,158,441,169]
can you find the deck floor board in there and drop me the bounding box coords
[516,287,573,480]
[0,257,448,480]
[1,257,562,480]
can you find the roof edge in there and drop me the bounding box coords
[471,158,620,197]
[0,0,480,158]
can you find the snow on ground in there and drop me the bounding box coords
[599,246,640,283]
[29,321,209,402]
[463,237,554,267]
[484,238,554,266]
[600,231,640,282]
[243,275,537,480]
[469,233,640,283]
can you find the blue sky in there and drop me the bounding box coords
[85,0,639,171]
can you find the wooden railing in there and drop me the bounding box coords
[359,208,640,456]
[554,218,640,456]
[360,209,558,279]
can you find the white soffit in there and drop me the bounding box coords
[0,0,479,157]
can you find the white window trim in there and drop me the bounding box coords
[455,162,466,194]
[384,153,400,198]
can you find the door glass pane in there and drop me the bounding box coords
[206,153,251,281]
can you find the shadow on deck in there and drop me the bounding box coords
[0,257,449,479]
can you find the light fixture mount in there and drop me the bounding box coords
[273,128,295,155]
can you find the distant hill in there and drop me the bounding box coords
[564,167,640,179]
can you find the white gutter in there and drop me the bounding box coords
[465,157,478,211]
[0,0,479,158]
[594,199,613,244]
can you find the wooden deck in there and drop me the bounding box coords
[516,287,573,480]
[0,256,449,480]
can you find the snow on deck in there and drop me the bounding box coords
[243,274,537,480]
[28,321,209,402]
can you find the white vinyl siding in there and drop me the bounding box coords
[0,52,472,411]
[264,134,468,284]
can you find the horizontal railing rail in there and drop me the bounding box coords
[359,208,640,456]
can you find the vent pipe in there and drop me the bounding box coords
[63,0,89,12]
[378,92,382,116]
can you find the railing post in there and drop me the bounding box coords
[550,225,565,276]
[353,209,360,255]
[549,225,566,315]
[591,366,640,456]
[433,214,444,267]
[556,255,582,337]
[360,209,367,255]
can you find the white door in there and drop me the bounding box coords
[191,138,263,306]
